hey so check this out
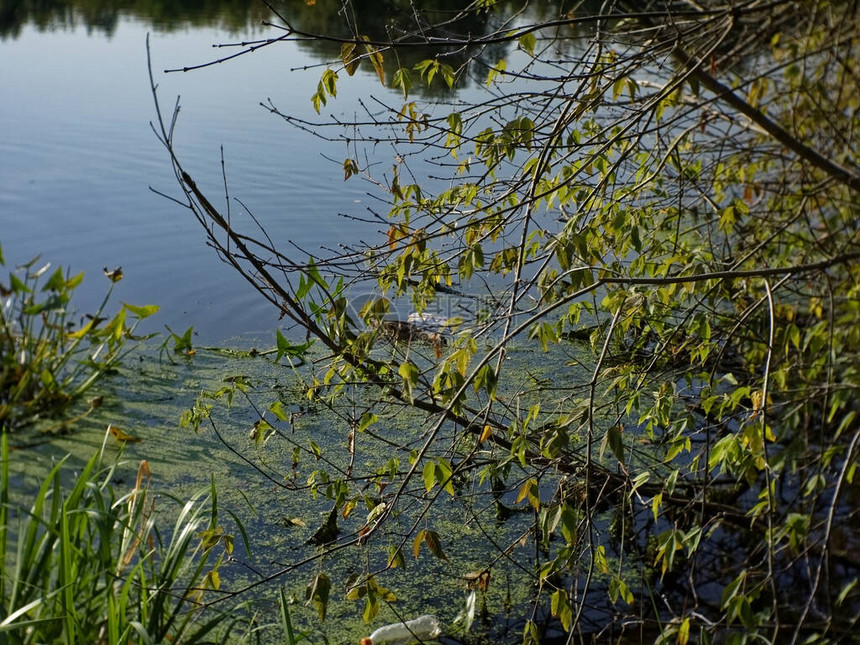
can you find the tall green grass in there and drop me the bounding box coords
[0,431,239,644]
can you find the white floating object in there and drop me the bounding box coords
[360,614,441,644]
[407,312,449,333]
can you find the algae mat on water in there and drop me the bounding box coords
[8,338,561,644]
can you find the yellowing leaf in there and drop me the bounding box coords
[479,424,493,443]
[341,42,359,75]
[678,617,690,645]
[413,529,426,559]
[67,319,95,339]
[343,158,360,181]
[361,37,385,86]
[341,500,356,519]
[516,478,540,510]
[423,529,448,561]
[107,424,142,443]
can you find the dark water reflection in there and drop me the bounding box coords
[0,0,273,39]
[1,0,505,93]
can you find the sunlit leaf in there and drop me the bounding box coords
[423,461,435,492]
[518,32,536,56]
[551,589,572,630]
[43,267,66,292]
[393,67,412,99]
[107,424,142,443]
[361,37,385,86]
[413,529,426,559]
[269,400,289,421]
[341,42,359,75]
[358,412,378,432]
[123,302,160,319]
[479,424,493,443]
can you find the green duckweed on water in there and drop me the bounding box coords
[8,335,596,644]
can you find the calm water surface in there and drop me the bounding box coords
[1,6,395,343]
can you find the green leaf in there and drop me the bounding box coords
[40,369,56,390]
[387,546,406,569]
[123,302,160,319]
[836,579,858,606]
[43,267,66,292]
[363,595,379,623]
[721,572,746,610]
[10,274,30,293]
[168,325,194,353]
[305,573,331,621]
[594,545,609,574]
[357,412,378,432]
[551,589,572,630]
[393,67,412,99]
[486,58,506,86]
[560,504,578,545]
[606,425,625,464]
[22,301,47,315]
[435,458,455,496]
[423,461,436,492]
[609,576,634,605]
[398,361,419,401]
[518,32,536,56]
[269,400,289,421]
[472,364,497,399]
[275,329,313,361]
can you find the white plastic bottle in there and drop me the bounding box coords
[359,614,441,645]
